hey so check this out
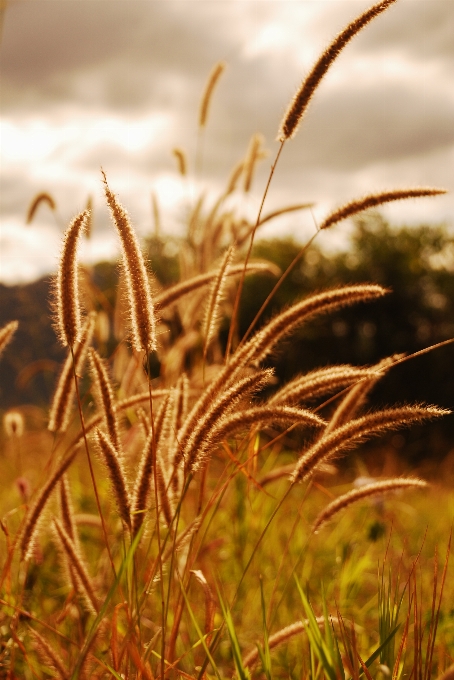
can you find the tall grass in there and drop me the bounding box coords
[1,1,453,678]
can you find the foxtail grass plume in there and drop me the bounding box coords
[172,148,187,176]
[244,284,387,367]
[210,404,325,442]
[312,478,428,532]
[131,427,155,538]
[292,405,449,483]
[190,405,325,473]
[19,449,78,561]
[324,355,399,435]
[258,203,314,227]
[270,365,380,405]
[243,133,266,192]
[103,172,157,353]
[53,210,90,347]
[199,61,226,128]
[48,312,95,433]
[152,191,161,237]
[320,188,447,230]
[202,245,235,352]
[0,320,18,359]
[94,429,131,528]
[84,195,93,239]
[89,348,122,454]
[26,192,56,224]
[53,518,99,613]
[176,369,274,473]
[226,160,244,195]
[28,628,68,680]
[156,261,279,311]
[59,475,79,547]
[278,0,397,141]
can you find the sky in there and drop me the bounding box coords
[1,0,453,285]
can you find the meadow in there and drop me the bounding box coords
[1,0,453,677]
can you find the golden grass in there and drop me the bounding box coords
[1,0,452,676]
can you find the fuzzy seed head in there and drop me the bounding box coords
[54,210,90,347]
[48,312,96,433]
[199,61,226,128]
[0,320,19,358]
[103,172,157,353]
[320,188,447,231]
[278,0,397,141]
[312,478,428,533]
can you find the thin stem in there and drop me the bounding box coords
[224,140,285,360]
[70,346,116,578]
[147,353,166,680]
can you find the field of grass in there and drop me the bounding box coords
[1,1,453,678]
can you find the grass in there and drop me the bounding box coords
[1,1,453,677]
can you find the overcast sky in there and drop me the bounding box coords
[1,0,453,285]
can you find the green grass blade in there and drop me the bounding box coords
[178,577,222,680]
[358,624,401,678]
[70,525,145,680]
[217,588,251,680]
[259,577,272,680]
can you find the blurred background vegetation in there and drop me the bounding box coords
[1,213,454,466]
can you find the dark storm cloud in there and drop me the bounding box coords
[0,0,240,112]
[1,0,452,286]
[358,0,454,63]
[284,82,454,172]
[3,0,451,165]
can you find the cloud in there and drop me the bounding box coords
[1,0,452,284]
[1,0,238,112]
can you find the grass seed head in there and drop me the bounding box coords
[278,0,397,141]
[312,478,428,533]
[53,209,90,348]
[199,61,226,128]
[0,320,19,359]
[320,188,448,230]
[103,171,157,353]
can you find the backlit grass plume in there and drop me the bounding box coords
[278,0,397,140]
[3,4,453,676]
[312,478,428,533]
[26,192,57,224]
[19,450,78,561]
[94,429,131,529]
[199,61,226,128]
[319,188,448,230]
[53,518,99,613]
[292,406,449,483]
[0,320,18,359]
[202,245,235,356]
[53,210,90,348]
[48,312,95,433]
[89,348,122,454]
[103,171,157,353]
